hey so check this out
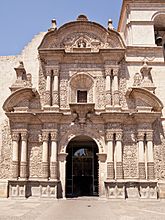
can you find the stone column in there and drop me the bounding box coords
[12,132,19,178]
[59,153,68,199]
[105,67,112,108]
[20,132,28,178]
[115,132,123,179]
[146,131,155,179]
[50,131,58,179]
[138,132,146,179]
[97,153,107,197]
[106,131,114,179]
[52,67,59,108]
[113,67,120,106]
[44,70,51,106]
[42,132,49,179]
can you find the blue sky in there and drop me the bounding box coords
[0,0,122,56]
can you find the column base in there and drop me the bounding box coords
[138,162,146,179]
[116,162,123,179]
[107,162,114,179]
[147,162,155,179]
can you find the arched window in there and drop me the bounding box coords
[69,73,94,103]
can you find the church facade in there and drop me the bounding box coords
[0,0,165,199]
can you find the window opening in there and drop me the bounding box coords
[77,90,87,103]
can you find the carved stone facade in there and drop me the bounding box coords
[0,1,165,199]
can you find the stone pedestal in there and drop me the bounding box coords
[0,180,8,198]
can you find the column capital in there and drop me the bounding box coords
[105,68,112,76]
[46,69,52,77]
[137,131,145,141]
[52,67,59,76]
[115,131,123,141]
[51,130,58,141]
[42,131,49,142]
[21,132,28,141]
[146,131,153,142]
[12,132,19,142]
[106,130,114,141]
[113,67,119,76]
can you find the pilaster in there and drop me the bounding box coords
[12,132,19,179]
[137,131,146,179]
[115,131,123,179]
[44,70,51,106]
[146,131,154,180]
[50,131,58,180]
[42,131,49,179]
[20,131,28,179]
[106,131,114,179]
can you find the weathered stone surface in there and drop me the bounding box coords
[0,3,165,199]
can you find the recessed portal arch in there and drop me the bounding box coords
[65,135,99,198]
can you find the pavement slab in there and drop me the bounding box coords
[0,198,165,220]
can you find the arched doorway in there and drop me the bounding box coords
[66,135,99,197]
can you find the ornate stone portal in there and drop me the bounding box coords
[1,12,165,199]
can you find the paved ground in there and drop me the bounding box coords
[0,197,165,220]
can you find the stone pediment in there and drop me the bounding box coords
[38,16,125,52]
[3,88,40,112]
[126,87,163,113]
